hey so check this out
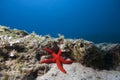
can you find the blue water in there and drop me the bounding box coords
[0,0,120,43]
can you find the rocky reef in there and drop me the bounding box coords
[0,25,120,80]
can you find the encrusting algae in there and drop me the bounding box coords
[0,25,120,80]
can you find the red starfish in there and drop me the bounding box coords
[40,48,73,74]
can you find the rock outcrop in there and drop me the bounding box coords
[0,25,120,80]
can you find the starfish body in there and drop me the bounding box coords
[40,48,73,74]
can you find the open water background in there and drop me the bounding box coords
[0,0,120,43]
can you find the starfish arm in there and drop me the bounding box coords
[59,57,74,64]
[56,60,66,74]
[44,48,57,57]
[40,58,56,63]
[44,48,54,53]
[58,49,62,56]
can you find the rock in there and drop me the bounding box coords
[103,44,120,70]
[36,63,120,80]
[0,25,120,80]
[65,39,104,69]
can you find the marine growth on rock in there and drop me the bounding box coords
[0,25,120,80]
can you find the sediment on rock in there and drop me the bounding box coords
[0,25,120,80]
